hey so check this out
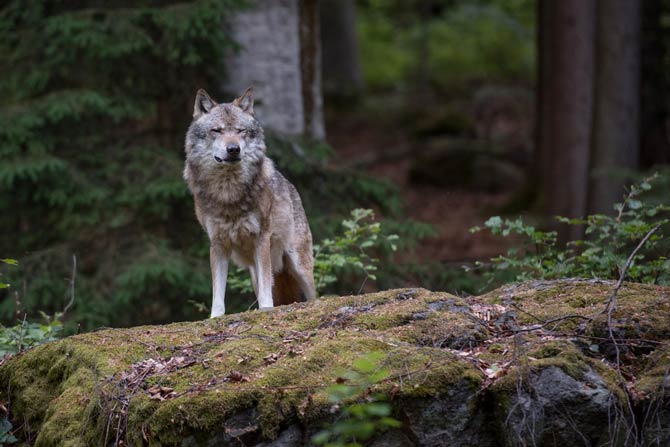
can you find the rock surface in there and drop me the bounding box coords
[1,280,669,446]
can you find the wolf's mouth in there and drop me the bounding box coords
[214,155,241,164]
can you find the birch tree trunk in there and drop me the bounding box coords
[224,0,325,139]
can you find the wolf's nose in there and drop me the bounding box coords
[214,155,223,163]
[226,144,240,156]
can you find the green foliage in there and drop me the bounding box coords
[471,175,670,284]
[225,209,399,299]
[428,2,535,89]
[0,258,17,289]
[313,208,398,292]
[0,312,63,357]
[358,0,535,90]
[0,0,243,329]
[0,417,17,445]
[312,352,401,447]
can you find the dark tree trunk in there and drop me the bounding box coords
[319,0,363,99]
[535,0,553,200]
[640,0,670,167]
[588,0,640,215]
[538,0,596,243]
[299,0,325,139]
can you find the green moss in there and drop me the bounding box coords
[480,280,670,339]
[525,342,588,380]
[384,347,481,397]
[36,368,98,447]
[1,282,669,445]
[488,338,591,395]
[142,389,259,446]
[1,343,65,431]
[636,347,670,396]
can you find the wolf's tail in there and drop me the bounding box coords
[272,256,305,306]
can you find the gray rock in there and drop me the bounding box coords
[254,425,303,447]
[181,408,261,447]
[368,429,417,447]
[642,399,670,447]
[500,366,616,446]
[401,380,496,447]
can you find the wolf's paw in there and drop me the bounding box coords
[258,306,275,312]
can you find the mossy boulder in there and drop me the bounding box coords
[1,280,669,446]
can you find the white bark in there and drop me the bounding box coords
[224,0,324,139]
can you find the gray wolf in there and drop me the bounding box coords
[184,87,316,317]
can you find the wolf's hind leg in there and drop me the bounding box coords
[272,263,303,306]
[210,246,229,318]
[286,250,316,301]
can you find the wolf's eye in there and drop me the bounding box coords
[210,128,223,134]
[235,128,247,134]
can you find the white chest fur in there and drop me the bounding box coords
[205,213,261,261]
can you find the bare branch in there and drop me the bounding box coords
[63,254,77,318]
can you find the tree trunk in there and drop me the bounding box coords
[535,0,553,200]
[588,0,640,215]
[537,0,596,243]
[223,0,325,139]
[640,0,670,167]
[299,0,325,139]
[319,0,363,99]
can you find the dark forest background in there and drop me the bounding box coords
[1,0,669,332]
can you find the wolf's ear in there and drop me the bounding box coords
[193,89,216,118]
[233,86,254,116]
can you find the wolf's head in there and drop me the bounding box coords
[185,87,265,171]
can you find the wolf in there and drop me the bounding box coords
[184,87,316,317]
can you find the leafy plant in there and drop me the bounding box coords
[313,208,398,292]
[0,312,63,356]
[471,174,670,284]
[0,417,17,445]
[0,258,17,290]
[312,352,401,447]
[358,0,535,90]
[225,209,399,300]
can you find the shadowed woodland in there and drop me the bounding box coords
[1,1,670,446]
[0,0,668,326]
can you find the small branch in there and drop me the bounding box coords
[597,224,660,445]
[63,254,77,318]
[357,276,368,295]
[14,290,21,321]
[598,224,661,320]
[513,314,592,334]
[17,313,27,354]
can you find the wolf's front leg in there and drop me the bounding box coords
[210,245,229,318]
[254,235,274,310]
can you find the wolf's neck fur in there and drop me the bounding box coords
[187,157,268,220]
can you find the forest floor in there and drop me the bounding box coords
[325,107,517,267]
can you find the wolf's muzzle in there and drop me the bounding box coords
[213,154,241,164]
